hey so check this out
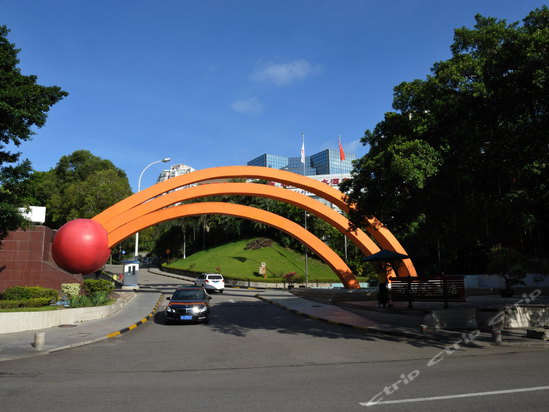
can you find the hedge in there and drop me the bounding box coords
[2,286,58,301]
[82,279,114,296]
[0,297,53,309]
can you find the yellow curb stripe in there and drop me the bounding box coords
[106,293,163,339]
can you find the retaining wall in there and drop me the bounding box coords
[0,293,134,334]
[0,226,82,291]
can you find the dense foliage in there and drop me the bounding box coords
[28,150,133,228]
[1,286,58,300]
[341,7,549,275]
[0,25,67,241]
[82,279,114,296]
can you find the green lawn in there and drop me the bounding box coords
[164,238,353,283]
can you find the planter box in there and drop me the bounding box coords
[0,293,134,334]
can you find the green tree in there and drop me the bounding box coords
[341,7,549,275]
[0,25,67,241]
[31,150,133,228]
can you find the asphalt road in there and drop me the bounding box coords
[1,272,548,411]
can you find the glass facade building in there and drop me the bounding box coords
[247,149,355,176]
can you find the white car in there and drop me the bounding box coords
[195,273,225,293]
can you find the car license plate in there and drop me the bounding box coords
[180,315,192,320]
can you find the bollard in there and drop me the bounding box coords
[492,327,502,345]
[419,324,428,334]
[33,332,45,351]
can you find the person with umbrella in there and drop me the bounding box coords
[362,250,410,309]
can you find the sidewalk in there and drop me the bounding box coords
[256,289,549,348]
[0,290,163,362]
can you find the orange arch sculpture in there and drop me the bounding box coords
[94,166,416,277]
[98,182,380,256]
[107,202,359,289]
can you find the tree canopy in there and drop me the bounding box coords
[29,150,133,228]
[341,7,549,275]
[0,25,67,240]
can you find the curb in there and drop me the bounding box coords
[147,268,264,290]
[48,293,164,353]
[105,293,164,339]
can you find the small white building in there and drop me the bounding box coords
[157,163,195,183]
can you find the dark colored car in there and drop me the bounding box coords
[165,287,211,324]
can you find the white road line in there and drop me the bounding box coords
[360,385,549,407]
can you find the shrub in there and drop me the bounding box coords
[2,286,58,301]
[90,292,109,306]
[70,292,111,308]
[82,279,114,296]
[281,272,303,285]
[0,297,52,309]
[70,295,92,308]
[61,283,81,299]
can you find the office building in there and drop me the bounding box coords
[248,149,355,176]
[247,149,356,208]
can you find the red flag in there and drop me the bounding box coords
[338,136,345,161]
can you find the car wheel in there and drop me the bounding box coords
[218,289,224,293]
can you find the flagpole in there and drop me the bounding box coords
[302,132,308,287]
[339,135,348,261]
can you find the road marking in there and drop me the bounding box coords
[360,385,549,407]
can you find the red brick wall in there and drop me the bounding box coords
[0,226,83,291]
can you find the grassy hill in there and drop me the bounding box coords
[164,238,345,283]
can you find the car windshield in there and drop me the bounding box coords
[172,290,205,301]
[208,275,223,280]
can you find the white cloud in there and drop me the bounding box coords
[231,97,263,114]
[251,59,321,86]
[347,139,363,154]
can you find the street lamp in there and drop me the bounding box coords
[304,212,309,287]
[134,157,171,259]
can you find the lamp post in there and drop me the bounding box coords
[305,212,309,287]
[134,157,171,259]
[301,132,309,287]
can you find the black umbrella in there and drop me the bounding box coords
[361,249,409,262]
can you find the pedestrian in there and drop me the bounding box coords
[377,267,389,308]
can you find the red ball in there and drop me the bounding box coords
[52,219,111,274]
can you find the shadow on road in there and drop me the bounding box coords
[150,292,478,350]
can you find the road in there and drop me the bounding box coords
[1,271,548,411]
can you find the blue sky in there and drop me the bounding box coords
[1,0,544,191]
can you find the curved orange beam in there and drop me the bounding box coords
[97,182,381,257]
[107,202,359,289]
[93,166,416,276]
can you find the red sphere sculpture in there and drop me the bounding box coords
[52,219,111,274]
